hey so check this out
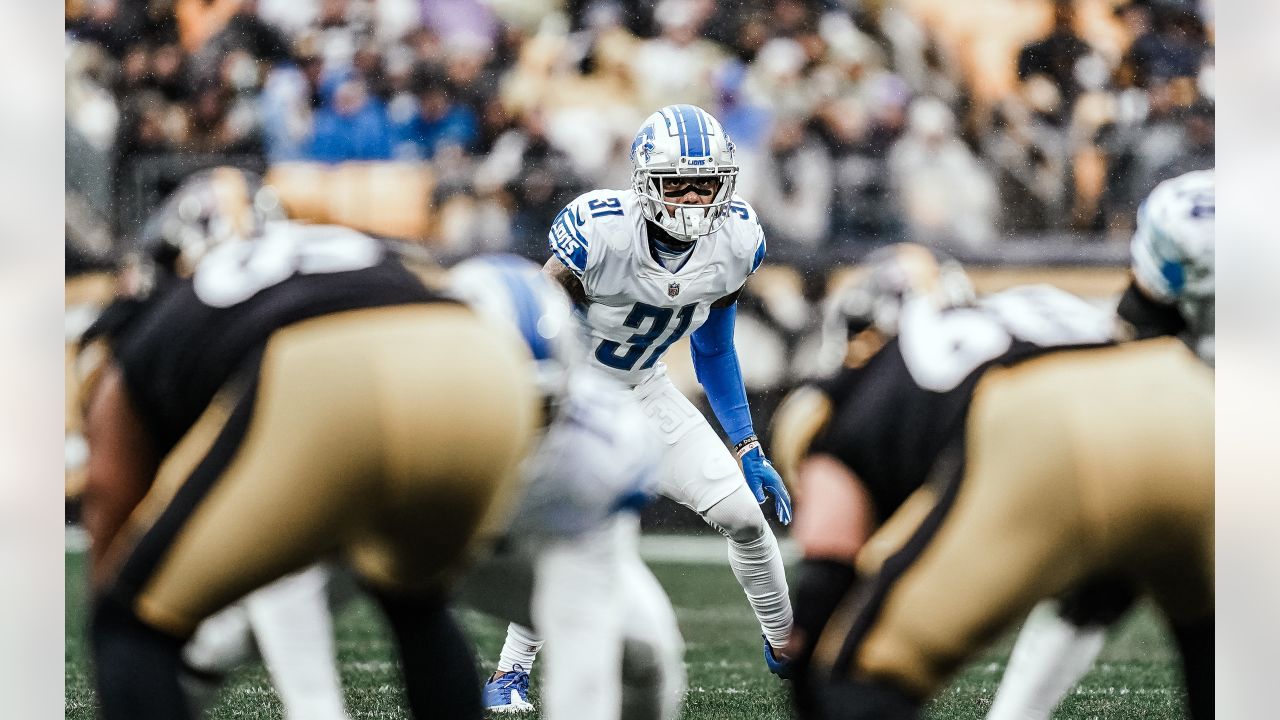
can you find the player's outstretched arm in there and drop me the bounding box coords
[81,365,159,589]
[689,289,791,524]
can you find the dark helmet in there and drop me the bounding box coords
[821,243,974,367]
[139,167,284,277]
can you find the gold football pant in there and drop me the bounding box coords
[812,338,1213,718]
[108,303,540,635]
[93,304,539,719]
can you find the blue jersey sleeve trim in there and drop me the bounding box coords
[548,207,589,278]
[751,235,766,273]
[689,304,754,444]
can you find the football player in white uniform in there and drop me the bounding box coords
[985,169,1215,720]
[450,255,685,720]
[482,104,796,711]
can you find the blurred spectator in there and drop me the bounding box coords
[197,0,292,67]
[474,109,590,258]
[888,97,998,249]
[1120,1,1209,88]
[306,76,394,162]
[260,43,325,161]
[1017,0,1098,125]
[393,64,479,160]
[750,115,833,252]
[184,81,263,155]
[982,75,1073,231]
[631,0,728,110]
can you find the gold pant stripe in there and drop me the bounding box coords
[130,304,540,636]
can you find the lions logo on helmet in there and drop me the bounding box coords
[631,104,739,242]
[448,254,582,396]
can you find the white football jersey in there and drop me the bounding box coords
[1130,169,1214,362]
[508,367,662,539]
[549,188,766,387]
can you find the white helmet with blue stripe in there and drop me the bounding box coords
[1130,169,1215,361]
[448,253,581,395]
[631,104,739,242]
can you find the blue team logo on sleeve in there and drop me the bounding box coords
[549,207,589,277]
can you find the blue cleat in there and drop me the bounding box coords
[764,636,793,679]
[483,664,533,713]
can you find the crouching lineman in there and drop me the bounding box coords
[494,105,795,706]
[771,244,1213,719]
[77,168,355,720]
[984,167,1215,720]
[449,255,686,720]
[81,187,541,718]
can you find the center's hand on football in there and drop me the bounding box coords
[741,447,793,525]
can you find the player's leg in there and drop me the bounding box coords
[342,306,541,718]
[484,623,541,712]
[986,577,1135,720]
[374,590,484,719]
[95,306,537,719]
[984,599,1107,720]
[805,379,1094,718]
[530,519,628,719]
[454,548,541,711]
[180,601,254,714]
[92,371,264,720]
[636,375,793,658]
[243,565,351,720]
[617,537,686,720]
[704,483,794,657]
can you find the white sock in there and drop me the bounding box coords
[703,484,793,650]
[729,531,794,650]
[497,623,544,674]
[244,565,350,720]
[987,600,1107,720]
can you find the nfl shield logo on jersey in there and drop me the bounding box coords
[667,282,680,298]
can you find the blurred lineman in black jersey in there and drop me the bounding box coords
[770,243,1213,720]
[80,168,541,719]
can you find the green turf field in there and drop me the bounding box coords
[65,539,1189,719]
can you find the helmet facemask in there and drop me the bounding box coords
[631,105,740,243]
[634,166,737,242]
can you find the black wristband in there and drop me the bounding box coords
[733,434,760,457]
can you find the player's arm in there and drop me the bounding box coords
[786,453,872,667]
[541,256,589,308]
[689,282,791,524]
[81,364,159,589]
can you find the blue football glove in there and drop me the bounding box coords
[741,446,792,525]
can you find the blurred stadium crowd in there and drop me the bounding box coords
[65,0,1214,263]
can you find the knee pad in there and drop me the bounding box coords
[703,484,767,544]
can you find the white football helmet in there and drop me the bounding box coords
[1130,169,1215,361]
[448,253,582,396]
[631,104,739,242]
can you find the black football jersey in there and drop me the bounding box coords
[808,285,1115,522]
[113,224,451,455]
